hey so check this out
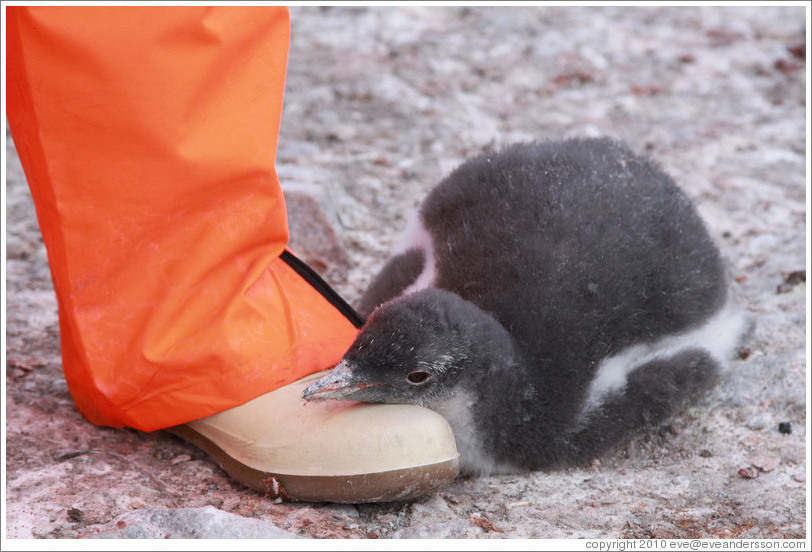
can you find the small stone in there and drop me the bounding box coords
[8,368,27,380]
[751,456,780,472]
[443,494,460,505]
[673,476,691,488]
[778,422,792,434]
[631,84,663,96]
[737,466,759,479]
[746,415,769,431]
[698,449,713,458]
[774,58,804,76]
[411,494,454,517]
[67,508,84,523]
[776,270,805,294]
[469,512,502,533]
[788,42,806,59]
[55,450,87,462]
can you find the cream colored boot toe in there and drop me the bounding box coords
[166,371,460,503]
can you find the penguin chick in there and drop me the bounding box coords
[303,287,533,474]
[303,138,747,475]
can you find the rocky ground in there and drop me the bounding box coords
[4,5,808,541]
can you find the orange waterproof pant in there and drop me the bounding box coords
[6,6,360,431]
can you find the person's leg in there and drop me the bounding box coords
[6,5,343,429]
[6,6,458,501]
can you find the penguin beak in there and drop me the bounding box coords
[301,360,378,401]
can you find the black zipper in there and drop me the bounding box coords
[279,249,365,329]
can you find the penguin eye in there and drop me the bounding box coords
[406,371,431,384]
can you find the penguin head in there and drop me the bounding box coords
[302,288,493,407]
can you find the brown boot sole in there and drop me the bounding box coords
[165,423,460,503]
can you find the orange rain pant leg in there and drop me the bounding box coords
[6,6,359,432]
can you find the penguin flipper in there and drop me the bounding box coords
[358,248,426,317]
[567,348,720,466]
